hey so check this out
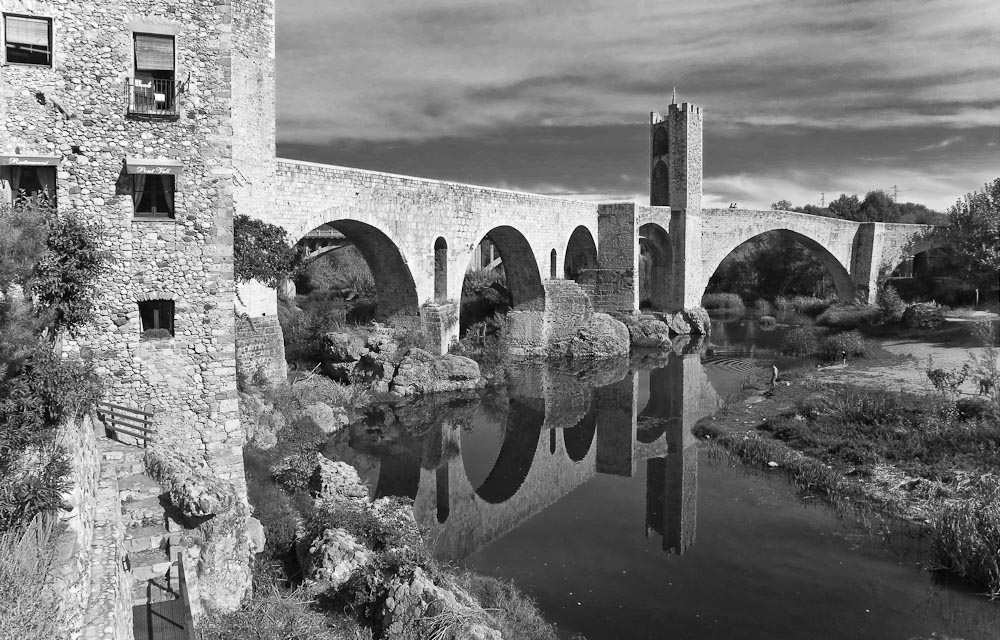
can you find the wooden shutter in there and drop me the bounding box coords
[134,34,174,71]
[5,16,49,46]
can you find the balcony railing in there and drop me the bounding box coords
[125,78,180,117]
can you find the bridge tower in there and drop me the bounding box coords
[650,100,705,309]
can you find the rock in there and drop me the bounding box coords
[681,307,711,335]
[391,348,484,395]
[902,303,944,329]
[247,516,266,554]
[321,332,366,363]
[622,314,672,347]
[548,313,630,359]
[299,527,372,592]
[380,567,499,640]
[297,402,348,435]
[665,312,692,335]
[323,361,356,384]
[311,454,370,504]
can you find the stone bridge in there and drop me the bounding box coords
[239,102,942,359]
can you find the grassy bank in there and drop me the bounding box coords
[695,374,1000,597]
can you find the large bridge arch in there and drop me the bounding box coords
[466,225,545,310]
[292,212,422,322]
[699,225,856,304]
[564,225,599,283]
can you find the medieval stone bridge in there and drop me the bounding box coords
[240,102,941,357]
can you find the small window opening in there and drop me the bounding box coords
[434,237,448,303]
[4,15,52,66]
[139,300,174,338]
[550,249,557,279]
[132,174,175,218]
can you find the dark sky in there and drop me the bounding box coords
[275,0,1000,211]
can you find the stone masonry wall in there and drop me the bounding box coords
[235,280,285,383]
[53,414,132,640]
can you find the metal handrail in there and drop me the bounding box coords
[125,77,180,117]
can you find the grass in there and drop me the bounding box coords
[774,295,833,317]
[696,380,1000,596]
[450,572,559,640]
[701,292,745,314]
[816,303,882,329]
[0,515,66,640]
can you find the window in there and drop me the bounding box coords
[130,33,176,115]
[4,14,52,66]
[131,174,175,218]
[139,300,174,338]
[7,166,56,205]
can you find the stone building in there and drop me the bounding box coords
[1,0,276,614]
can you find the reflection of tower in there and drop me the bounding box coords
[645,445,698,554]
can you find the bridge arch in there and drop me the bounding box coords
[701,228,855,304]
[639,223,672,309]
[564,225,598,283]
[293,213,421,322]
[466,225,545,310]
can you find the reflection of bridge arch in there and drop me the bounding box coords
[702,228,855,303]
[468,399,545,504]
[563,397,598,462]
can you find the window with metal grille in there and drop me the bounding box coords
[4,14,52,66]
[139,300,174,338]
[131,33,176,114]
[132,174,175,218]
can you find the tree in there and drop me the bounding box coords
[771,200,794,211]
[233,215,304,287]
[858,190,900,222]
[827,194,861,221]
[947,178,1000,292]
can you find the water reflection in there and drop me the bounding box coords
[329,350,733,562]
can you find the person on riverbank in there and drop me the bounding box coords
[770,364,778,386]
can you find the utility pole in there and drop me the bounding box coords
[820,192,825,207]
[890,185,902,202]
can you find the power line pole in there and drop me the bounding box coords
[890,185,902,202]
[820,192,825,207]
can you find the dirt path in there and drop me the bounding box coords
[814,313,997,395]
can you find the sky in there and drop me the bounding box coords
[275,0,1000,212]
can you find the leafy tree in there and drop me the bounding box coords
[771,200,794,211]
[234,215,304,287]
[858,190,900,222]
[827,194,861,220]
[946,178,1000,291]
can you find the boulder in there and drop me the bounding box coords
[391,348,484,395]
[296,402,348,435]
[311,454,370,504]
[380,567,501,640]
[321,332,366,363]
[665,312,692,335]
[622,314,672,347]
[247,516,266,554]
[903,303,945,329]
[681,307,711,335]
[298,527,372,593]
[548,313,629,359]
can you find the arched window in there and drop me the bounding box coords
[434,237,448,303]
[550,249,557,279]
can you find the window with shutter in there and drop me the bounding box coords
[4,14,52,66]
[131,33,177,115]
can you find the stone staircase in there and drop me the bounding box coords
[101,439,186,608]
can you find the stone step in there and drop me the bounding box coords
[129,548,176,583]
[122,496,165,528]
[118,473,163,503]
[124,524,179,554]
[132,574,180,607]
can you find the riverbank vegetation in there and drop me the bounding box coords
[0,514,66,640]
[696,320,1000,597]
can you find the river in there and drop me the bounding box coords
[327,319,1000,640]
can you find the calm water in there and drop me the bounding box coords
[327,320,1000,640]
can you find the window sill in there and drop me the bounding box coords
[132,215,177,223]
[2,61,53,68]
[125,111,181,122]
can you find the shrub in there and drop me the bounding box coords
[451,572,559,640]
[0,515,66,640]
[816,303,881,329]
[758,315,777,328]
[817,331,871,361]
[701,292,745,313]
[753,298,773,315]
[462,267,504,296]
[780,326,820,356]
[878,285,906,323]
[789,296,833,317]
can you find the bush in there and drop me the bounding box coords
[816,303,881,329]
[701,292,745,313]
[932,476,1000,597]
[817,331,872,362]
[234,215,304,287]
[462,267,504,296]
[451,572,559,640]
[0,515,66,640]
[775,295,832,317]
[758,315,777,328]
[878,285,906,323]
[753,298,773,315]
[780,326,820,356]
